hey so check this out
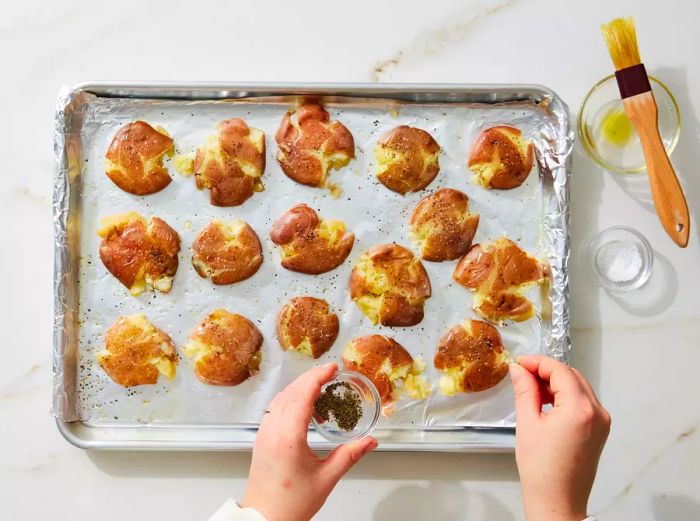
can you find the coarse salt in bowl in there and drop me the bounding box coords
[588,226,653,291]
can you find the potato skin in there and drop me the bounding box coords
[98,213,180,295]
[410,188,480,262]
[375,126,440,194]
[191,220,263,285]
[349,243,431,327]
[453,238,546,322]
[193,118,265,207]
[434,320,509,393]
[276,297,339,358]
[99,315,177,387]
[186,309,263,386]
[270,203,354,274]
[468,125,534,190]
[275,104,354,188]
[342,335,413,405]
[105,121,174,195]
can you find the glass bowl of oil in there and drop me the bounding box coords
[579,74,680,174]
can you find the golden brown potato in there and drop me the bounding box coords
[276,297,339,358]
[409,188,480,262]
[98,212,180,296]
[183,309,263,386]
[342,335,428,415]
[270,203,354,274]
[434,320,509,395]
[350,243,431,327]
[468,125,534,190]
[374,125,440,194]
[190,118,265,206]
[453,237,547,322]
[275,104,354,191]
[105,121,174,195]
[191,220,263,285]
[96,314,177,387]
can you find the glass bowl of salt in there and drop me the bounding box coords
[588,226,653,291]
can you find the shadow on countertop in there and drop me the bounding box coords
[87,450,252,479]
[88,446,520,518]
[373,483,515,521]
[568,140,605,393]
[87,448,518,482]
[349,450,517,482]
[652,493,700,521]
[605,249,678,317]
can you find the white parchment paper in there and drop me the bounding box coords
[76,97,550,429]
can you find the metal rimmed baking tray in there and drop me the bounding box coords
[53,82,572,451]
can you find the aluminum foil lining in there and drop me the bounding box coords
[53,84,572,432]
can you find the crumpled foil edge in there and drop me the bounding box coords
[53,86,96,421]
[538,93,573,363]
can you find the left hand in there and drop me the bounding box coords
[242,363,378,521]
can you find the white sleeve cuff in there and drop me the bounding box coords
[207,499,268,521]
[583,517,596,521]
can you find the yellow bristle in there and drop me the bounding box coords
[601,17,642,71]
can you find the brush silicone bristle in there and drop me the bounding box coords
[601,17,641,71]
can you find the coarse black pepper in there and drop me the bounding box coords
[314,382,363,431]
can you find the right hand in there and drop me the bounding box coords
[510,355,611,521]
[242,363,377,521]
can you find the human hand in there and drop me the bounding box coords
[510,355,611,521]
[242,363,377,521]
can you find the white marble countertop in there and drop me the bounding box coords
[2,0,699,519]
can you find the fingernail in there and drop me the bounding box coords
[365,437,378,452]
[323,362,337,370]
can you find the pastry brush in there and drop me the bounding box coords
[601,17,690,247]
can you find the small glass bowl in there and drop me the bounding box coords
[311,370,380,444]
[588,226,653,291]
[579,74,680,174]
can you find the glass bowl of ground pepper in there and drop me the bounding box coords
[312,371,381,444]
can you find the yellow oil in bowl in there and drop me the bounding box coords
[578,75,680,174]
[600,108,634,147]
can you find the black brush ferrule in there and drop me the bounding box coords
[615,63,652,99]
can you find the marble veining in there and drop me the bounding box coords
[599,418,700,513]
[371,0,518,82]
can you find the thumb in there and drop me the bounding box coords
[322,437,377,484]
[510,363,542,426]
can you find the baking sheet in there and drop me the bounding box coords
[53,83,572,449]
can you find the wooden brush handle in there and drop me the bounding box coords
[624,92,690,247]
